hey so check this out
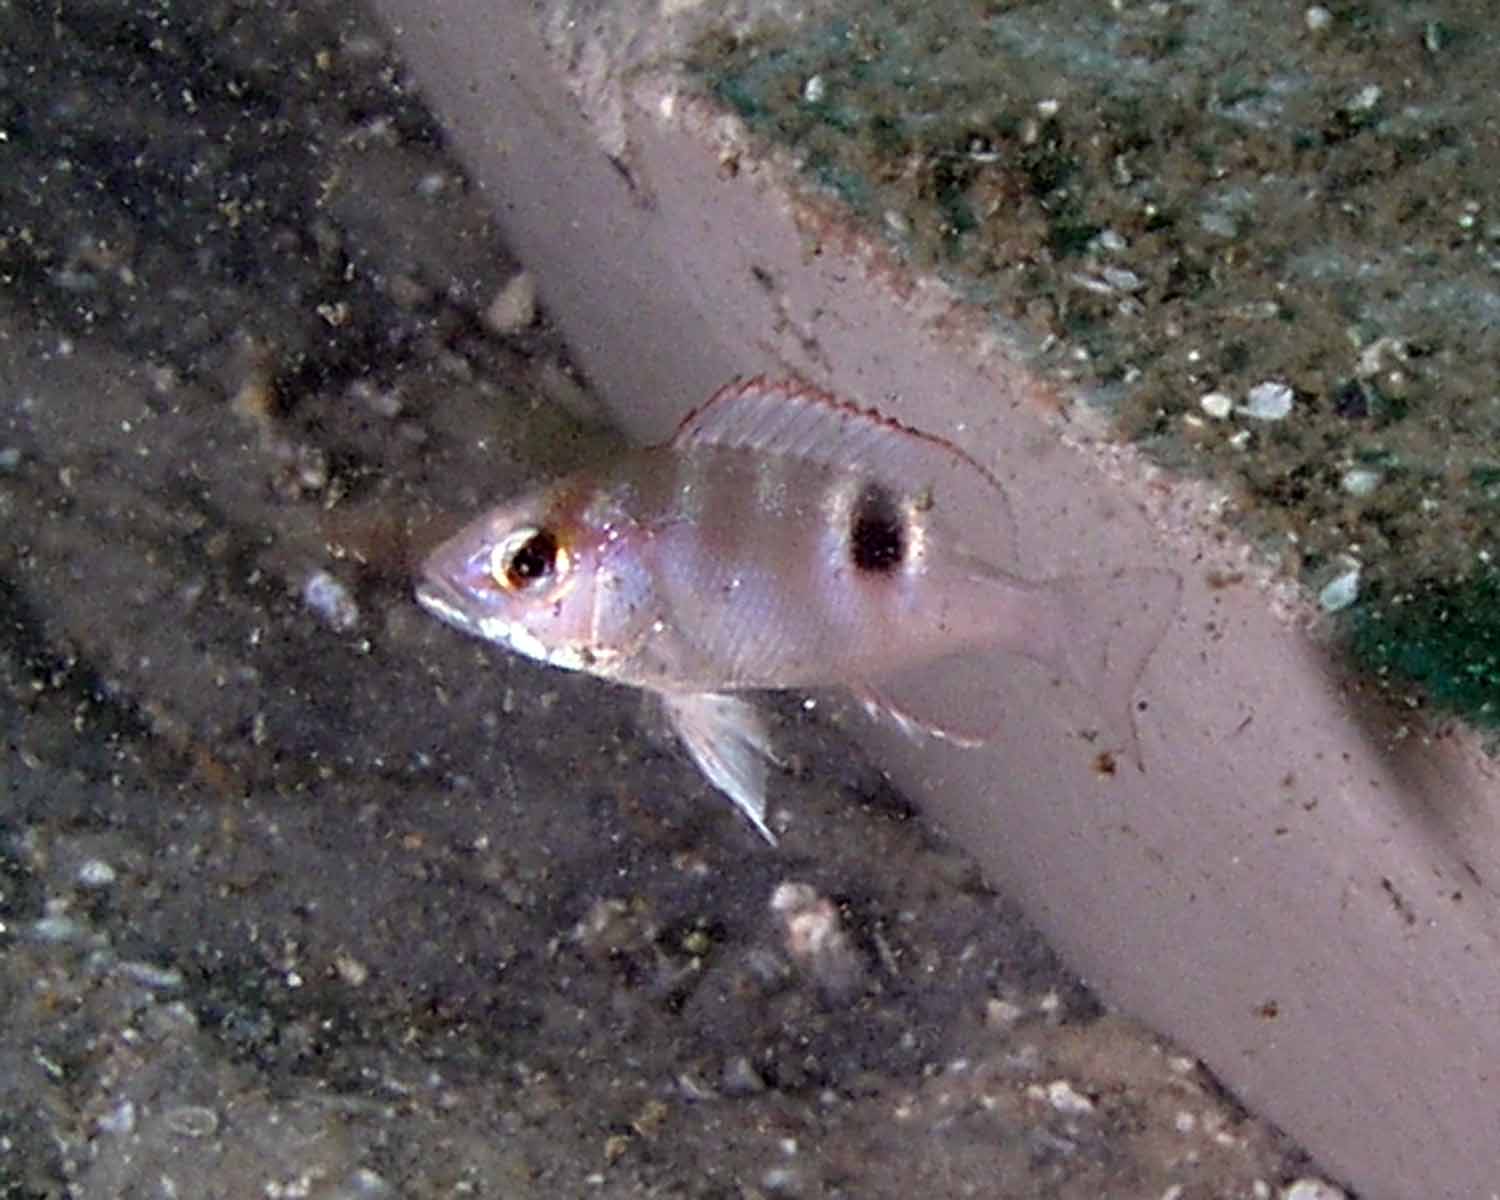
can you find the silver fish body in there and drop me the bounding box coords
[417,378,1179,841]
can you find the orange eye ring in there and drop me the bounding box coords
[490,526,570,593]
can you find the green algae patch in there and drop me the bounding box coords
[1348,575,1500,730]
[689,11,1102,284]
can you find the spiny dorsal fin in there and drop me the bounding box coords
[672,377,1008,498]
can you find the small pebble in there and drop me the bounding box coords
[1101,266,1144,293]
[97,1100,136,1135]
[350,378,403,419]
[761,1165,803,1196]
[1043,1078,1095,1115]
[334,950,370,987]
[484,271,537,334]
[721,1055,767,1096]
[1199,209,1239,238]
[164,1105,219,1138]
[303,570,360,632]
[1345,84,1381,114]
[143,1000,199,1035]
[1199,392,1233,420]
[1318,560,1361,612]
[115,960,184,990]
[1304,5,1332,32]
[32,913,85,943]
[985,997,1024,1027]
[76,859,117,887]
[415,171,450,199]
[332,1168,395,1199]
[1282,1180,1346,1200]
[1340,467,1382,497]
[1241,381,1294,421]
[770,881,866,999]
[288,443,330,494]
[1356,336,1405,379]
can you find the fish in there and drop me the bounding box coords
[416,377,1181,843]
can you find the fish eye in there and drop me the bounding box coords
[491,526,568,592]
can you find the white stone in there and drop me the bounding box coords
[303,570,360,632]
[1199,391,1233,420]
[1318,561,1361,612]
[77,859,117,887]
[1242,381,1294,420]
[1282,1179,1346,1200]
[485,271,537,334]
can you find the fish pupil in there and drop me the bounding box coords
[849,482,905,574]
[507,529,559,587]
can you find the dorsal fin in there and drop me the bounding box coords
[673,377,1000,485]
[673,376,1019,572]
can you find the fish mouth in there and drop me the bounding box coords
[414,575,479,636]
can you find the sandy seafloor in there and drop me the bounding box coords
[0,3,1358,1197]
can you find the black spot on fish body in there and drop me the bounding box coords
[849,482,905,574]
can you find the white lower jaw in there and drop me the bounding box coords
[415,583,477,634]
[416,582,589,673]
[474,614,586,672]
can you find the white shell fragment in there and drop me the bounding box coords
[1317,559,1361,612]
[1241,381,1295,421]
[1092,228,1129,253]
[1199,391,1234,420]
[303,569,360,632]
[1100,266,1144,292]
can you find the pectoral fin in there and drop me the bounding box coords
[661,691,780,844]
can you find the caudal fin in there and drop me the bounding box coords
[860,567,1181,765]
[1036,568,1182,766]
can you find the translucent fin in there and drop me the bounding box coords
[854,682,988,748]
[661,691,779,843]
[673,377,1018,573]
[860,568,1182,766]
[1040,568,1183,766]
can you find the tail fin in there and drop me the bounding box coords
[1032,568,1182,766]
[859,567,1181,766]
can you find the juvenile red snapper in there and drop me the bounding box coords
[416,378,1180,842]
